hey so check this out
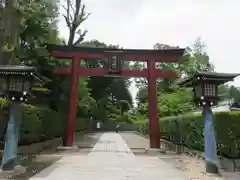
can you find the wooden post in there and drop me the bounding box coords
[147,60,160,148]
[1,103,22,170]
[65,57,80,146]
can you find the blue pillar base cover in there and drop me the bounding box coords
[2,159,16,171]
[1,103,22,171]
[202,104,219,173]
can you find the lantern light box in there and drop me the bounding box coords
[0,65,36,102]
[179,72,239,106]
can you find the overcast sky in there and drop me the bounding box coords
[58,0,240,102]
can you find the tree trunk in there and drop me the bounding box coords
[0,0,22,65]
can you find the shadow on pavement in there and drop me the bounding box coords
[119,131,150,155]
[74,132,103,149]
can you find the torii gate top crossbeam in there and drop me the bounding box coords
[46,44,185,62]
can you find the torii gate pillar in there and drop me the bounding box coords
[65,57,80,146]
[148,60,160,148]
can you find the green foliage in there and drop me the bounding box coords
[21,104,63,144]
[135,120,149,134]
[218,85,240,103]
[228,86,240,102]
[0,100,64,144]
[136,112,240,158]
[77,77,97,117]
[157,89,193,117]
[83,40,133,108]
[135,38,215,118]
[118,100,131,113]
[75,118,92,132]
[117,110,147,125]
[0,99,92,144]
[0,99,9,138]
[78,40,134,120]
[136,88,148,104]
[137,88,193,117]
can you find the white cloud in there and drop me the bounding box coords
[58,0,240,101]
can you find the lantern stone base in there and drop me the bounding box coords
[57,146,79,152]
[1,159,15,171]
[206,161,219,174]
[0,165,26,177]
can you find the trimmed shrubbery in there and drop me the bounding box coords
[0,99,65,145]
[0,99,90,145]
[136,111,240,158]
[21,104,64,144]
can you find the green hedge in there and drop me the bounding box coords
[0,99,9,139]
[0,99,65,145]
[0,99,92,145]
[136,111,240,158]
[21,104,64,144]
[75,118,92,132]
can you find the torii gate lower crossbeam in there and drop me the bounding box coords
[46,44,185,149]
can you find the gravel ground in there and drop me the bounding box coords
[160,153,240,180]
[120,131,240,180]
[0,152,63,179]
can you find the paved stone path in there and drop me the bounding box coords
[29,132,187,180]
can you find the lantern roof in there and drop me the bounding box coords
[179,71,239,87]
[0,65,36,74]
[0,65,47,86]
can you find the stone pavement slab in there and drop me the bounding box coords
[120,132,149,150]
[30,132,187,180]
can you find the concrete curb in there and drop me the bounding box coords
[57,146,79,152]
[144,148,167,154]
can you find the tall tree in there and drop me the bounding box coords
[61,2,133,119]
[0,0,23,64]
[62,0,89,46]
[59,0,98,119]
[179,37,214,77]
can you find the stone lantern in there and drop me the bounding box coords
[0,65,38,171]
[0,65,36,102]
[179,72,239,106]
[179,71,239,174]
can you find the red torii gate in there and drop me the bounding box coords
[46,44,185,149]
